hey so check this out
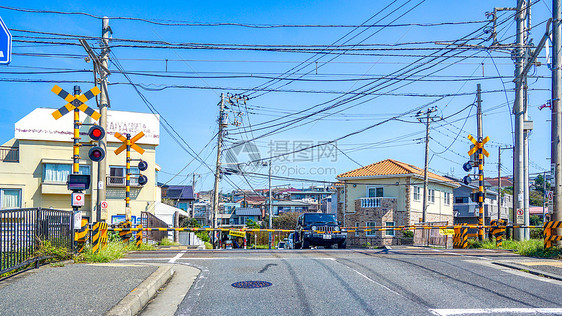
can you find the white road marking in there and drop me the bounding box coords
[429,308,562,315]
[338,262,406,299]
[168,251,186,263]
[120,257,336,261]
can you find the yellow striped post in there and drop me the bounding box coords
[92,222,102,253]
[119,220,132,243]
[75,218,89,253]
[544,221,562,249]
[136,224,143,247]
[100,222,109,250]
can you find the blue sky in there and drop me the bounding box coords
[0,1,555,192]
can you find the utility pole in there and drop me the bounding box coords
[513,0,529,240]
[212,94,226,248]
[498,146,513,221]
[416,107,438,223]
[268,159,273,249]
[552,0,562,246]
[96,17,110,222]
[476,84,486,241]
[543,171,547,221]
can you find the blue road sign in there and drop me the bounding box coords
[0,17,12,64]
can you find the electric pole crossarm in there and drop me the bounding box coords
[514,18,552,85]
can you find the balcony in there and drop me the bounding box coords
[0,146,19,162]
[106,176,141,187]
[358,197,396,209]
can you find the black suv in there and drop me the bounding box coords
[294,213,347,249]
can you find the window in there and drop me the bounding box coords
[413,186,421,201]
[367,187,383,198]
[366,221,377,237]
[355,222,360,237]
[428,189,435,203]
[177,202,188,211]
[110,166,140,185]
[455,196,468,203]
[385,222,395,236]
[43,164,90,183]
[0,189,21,209]
[444,192,451,205]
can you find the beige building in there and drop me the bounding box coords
[0,108,160,224]
[336,159,459,247]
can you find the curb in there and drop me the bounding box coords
[493,261,562,282]
[106,265,174,316]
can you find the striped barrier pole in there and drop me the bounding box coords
[461,224,469,249]
[100,222,109,251]
[453,225,460,248]
[75,218,89,253]
[119,220,132,243]
[92,222,101,254]
[544,221,562,249]
[136,224,143,247]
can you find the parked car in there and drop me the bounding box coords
[284,233,295,249]
[294,213,347,249]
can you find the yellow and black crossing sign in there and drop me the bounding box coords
[51,85,101,120]
[468,134,490,157]
[136,224,143,248]
[92,222,108,253]
[114,131,145,155]
[118,220,132,243]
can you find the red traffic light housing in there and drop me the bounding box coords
[138,174,148,186]
[88,146,106,162]
[88,125,105,141]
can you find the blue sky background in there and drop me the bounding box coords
[0,1,555,192]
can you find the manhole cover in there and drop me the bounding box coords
[231,281,272,289]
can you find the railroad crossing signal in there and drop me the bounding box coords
[467,134,490,157]
[51,85,101,121]
[114,131,145,155]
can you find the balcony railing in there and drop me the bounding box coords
[0,146,19,162]
[360,197,382,208]
[106,176,140,187]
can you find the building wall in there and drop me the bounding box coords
[338,176,455,246]
[0,138,158,223]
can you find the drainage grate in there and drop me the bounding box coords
[231,281,272,289]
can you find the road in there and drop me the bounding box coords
[121,247,562,316]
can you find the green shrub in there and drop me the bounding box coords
[530,228,543,239]
[196,231,210,243]
[361,242,371,248]
[402,230,414,238]
[35,240,72,261]
[158,238,179,246]
[204,242,213,249]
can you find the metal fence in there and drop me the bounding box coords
[0,208,73,275]
[0,146,19,162]
[140,211,168,243]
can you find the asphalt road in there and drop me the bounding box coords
[121,247,562,316]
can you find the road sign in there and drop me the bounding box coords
[0,17,12,64]
[516,208,524,224]
[72,192,85,207]
[439,228,455,236]
[101,201,108,209]
[114,131,145,155]
[51,85,101,120]
[467,134,490,157]
[548,191,553,203]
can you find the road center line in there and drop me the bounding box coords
[168,251,187,263]
[429,308,562,315]
[342,263,406,298]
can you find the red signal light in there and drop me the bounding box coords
[88,146,105,162]
[88,125,105,141]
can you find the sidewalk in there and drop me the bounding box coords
[0,262,175,316]
[493,258,562,281]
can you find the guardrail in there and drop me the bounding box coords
[0,208,73,276]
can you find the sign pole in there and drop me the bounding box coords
[126,133,131,213]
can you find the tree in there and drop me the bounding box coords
[534,174,551,194]
[272,212,301,230]
[529,190,543,207]
[530,215,543,226]
[246,219,260,229]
